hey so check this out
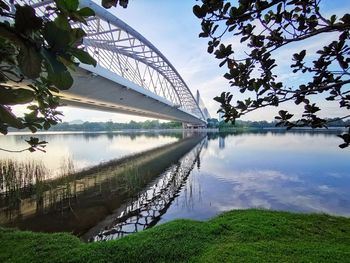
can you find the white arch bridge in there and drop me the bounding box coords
[20,0,210,126]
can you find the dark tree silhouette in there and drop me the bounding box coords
[193,0,350,148]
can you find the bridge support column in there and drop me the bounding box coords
[182,123,207,129]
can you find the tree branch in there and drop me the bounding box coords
[270,23,350,52]
[0,147,30,153]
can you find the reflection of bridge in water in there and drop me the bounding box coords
[91,137,206,241]
[0,132,206,237]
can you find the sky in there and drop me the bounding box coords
[16,0,350,123]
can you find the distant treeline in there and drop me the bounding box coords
[9,118,349,133]
[207,118,350,129]
[49,120,182,131]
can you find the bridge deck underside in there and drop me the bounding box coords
[61,67,206,125]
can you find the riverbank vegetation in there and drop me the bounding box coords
[8,120,182,133]
[0,209,349,262]
[9,118,349,133]
[206,118,350,131]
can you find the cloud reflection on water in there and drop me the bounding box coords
[161,132,350,223]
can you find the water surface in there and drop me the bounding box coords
[0,130,349,241]
[0,131,181,177]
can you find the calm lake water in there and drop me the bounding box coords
[0,130,349,241]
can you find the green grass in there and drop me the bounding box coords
[0,209,349,262]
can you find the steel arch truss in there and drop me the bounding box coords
[20,0,206,122]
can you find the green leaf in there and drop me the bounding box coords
[14,5,42,34]
[42,49,73,89]
[337,133,350,148]
[41,48,66,74]
[69,48,96,66]
[341,14,350,24]
[102,0,117,8]
[70,28,86,45]
[119,0,129,8]
[65,0,79,11]
[55,0,79,12]
[277,3,282,14]
[223,2,231,13]
[54,14,71,30]
[48,70,73,90]
[240,36,249,42]
[213,96,223,103]
[43,22,71,51]
[224,73,233,80]
[193,5,207,18]
[0,87,35,105]
[0,23,24,46]
[18,46,42,79]
[43,122,50,130]
[77,7,95,17]
[0,105,24,129]
[0,122,8,134]
[57,54,77,70]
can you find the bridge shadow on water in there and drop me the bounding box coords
[88,136,206,241]
[0,132,207,240]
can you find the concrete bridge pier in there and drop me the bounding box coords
[182,123,207,129]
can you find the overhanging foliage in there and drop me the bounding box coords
[194,0,350,147]
[0,0,96,152]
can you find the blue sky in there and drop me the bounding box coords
[54,1,350,122]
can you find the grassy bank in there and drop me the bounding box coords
[0,209,349,262]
